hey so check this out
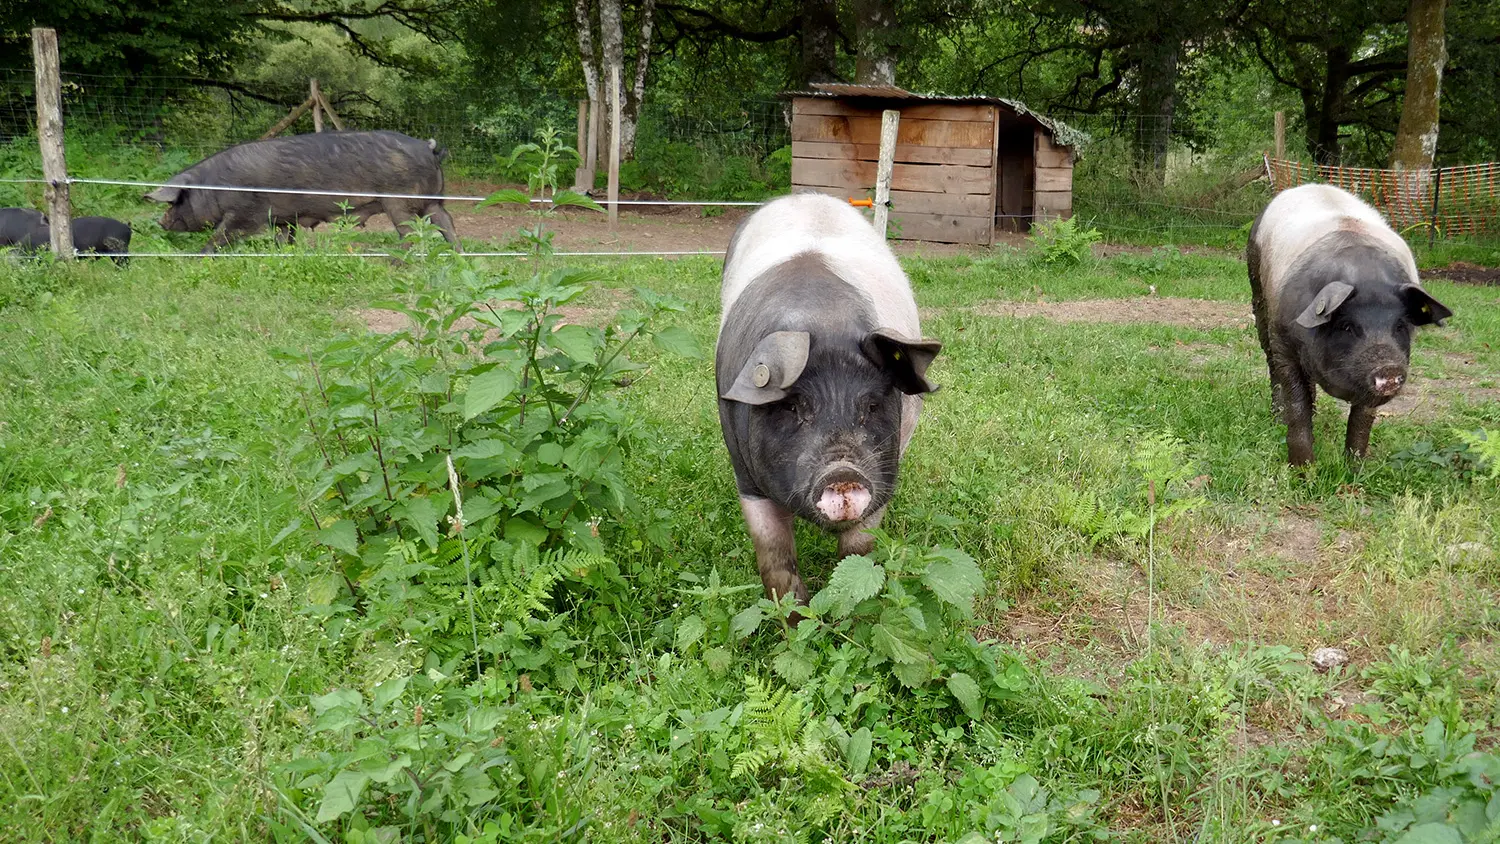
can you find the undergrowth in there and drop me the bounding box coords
[1,175,1499,840]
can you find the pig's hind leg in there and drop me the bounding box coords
[1275,355,1317,466]
[423,203,463,251]
[381,200,419,241]
[1247,252,1283,419]
[739,496,808,605]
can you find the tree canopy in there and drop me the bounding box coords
[4,0,1498,167]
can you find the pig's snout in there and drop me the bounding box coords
[1372,366,1406,397]
[814,463,873,524]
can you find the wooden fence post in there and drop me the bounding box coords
[260,95,315,140]
[311,79,324,132]
[32,27,72,260]
[588,98,601,172]
[1273,111,1285,160]
[873,109,900,238]
[608,65,622,230]
[319,89,344,131]
[573,99,594,191]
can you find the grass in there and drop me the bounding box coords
[1,243,1498,842]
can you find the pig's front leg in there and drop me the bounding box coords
[837,503,887,559]
[739,496,807,604]
[1345,403,1379,459]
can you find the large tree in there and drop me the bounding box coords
[854,0,900,83]
[1389,0,1447,169]
[1242,0,1409,164]
[1,0,461,80]
[946,0,1235,184]
[573,0,657,160]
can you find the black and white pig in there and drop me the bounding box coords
[716,193,942,609]
[0,208,46,247]
[1248,184,1453,465]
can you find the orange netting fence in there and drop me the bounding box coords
[1267,157,1500,238]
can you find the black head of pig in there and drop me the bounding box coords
[1288,242,1452,405]
[722,326,940,531]
[146,184,201,233]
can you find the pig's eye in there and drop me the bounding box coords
[1340,322,1356,335]
[786,397,810,425]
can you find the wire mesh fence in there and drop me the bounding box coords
[4,63,1498,255]
[1269,157,1500,237]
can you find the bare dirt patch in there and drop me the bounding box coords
[439,204,984,257]
[972,296,1254,331]
[1096,243,1240,259]
[448,205,748,255]
[1380,350,1500,420]
[983,505,1479,674]
[1422,261,1500,286]
[353,184,993,257]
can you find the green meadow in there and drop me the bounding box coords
[2,233,1498,843]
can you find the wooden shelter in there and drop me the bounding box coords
[785,84,1082,245]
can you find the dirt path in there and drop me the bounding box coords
[1422,261,1500,285]
[354,182,1006,257]
[969,296,1254,331]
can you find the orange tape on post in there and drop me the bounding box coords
[848,198,874,208]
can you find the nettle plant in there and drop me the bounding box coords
[709,534,1031,723]
[276,169,701,835]
[279,184,698,670]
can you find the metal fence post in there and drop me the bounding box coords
[1428,167,1442,249]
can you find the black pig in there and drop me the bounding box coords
[1248,184,1452,465]
[716,193,942,609]
[0,208,46,246]
[146,130,460,252]
[16,216,132,265]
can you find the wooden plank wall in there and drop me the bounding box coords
[791,97,996,245]
[1032,129,1074,223]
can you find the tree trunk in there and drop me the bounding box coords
[1132,41,1179,186]
[599,0,626,164]
[1390,0,1447,170]
[799,0,840,85]
[853,0,898,85]
[1305,44,1352,165]
[621,0,656,159]
[573,0,601,172]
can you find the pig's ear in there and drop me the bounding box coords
[722,331,810,405]
[1294,281,1356,329]
[1400,285,1453,327]
[146,186,181,204]
[864,329,943,394]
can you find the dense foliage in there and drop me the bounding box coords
[3,194,1500,837]
[2,5,1500,840]
[7,0,1500,180]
